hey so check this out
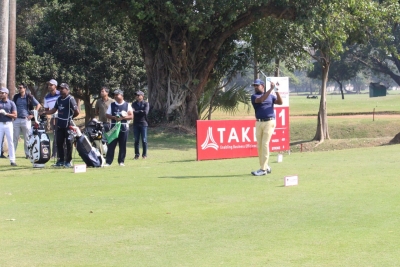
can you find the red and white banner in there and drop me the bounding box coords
[196,77,290,161]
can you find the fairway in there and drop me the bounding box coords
[2,136,400,266]
[2,93,400,266]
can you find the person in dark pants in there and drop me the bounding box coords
[104,89,133,167]
[132,90,149,159]
[43,79,60,159]
[42,83,79,168]
[95,86,114,133]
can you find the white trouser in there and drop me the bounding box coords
[0,121,15,162]
[13,118,31,156]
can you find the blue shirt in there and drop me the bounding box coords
[0,100,16,122]
[251,92,277,119]
[44,90,60,109]
[15,95,39,118]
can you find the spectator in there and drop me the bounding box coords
[0,87,17,166]
[95,86,114,133]
[132,90,149,159]
[13,83,41,159]
[43,79,60,158]
[104,89,133,167]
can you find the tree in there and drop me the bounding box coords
[242,17,310,79]
[0,0,9,87]
[349,0,400,87]
[52,0,322,127]
[7,0,16,96]
[16,2,146,123]
[302,0,372,142]
[308,49,364,99]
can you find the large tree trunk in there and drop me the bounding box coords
[274,57,280,77]
[0,0,9,87]
[313,59,330,142]
[7,0,15,96]
[138,5,296,127]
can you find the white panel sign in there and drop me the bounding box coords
[284,175,298,187]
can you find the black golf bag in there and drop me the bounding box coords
[28,111,51,168]
[84,119,108,157]
[68,123,105,167]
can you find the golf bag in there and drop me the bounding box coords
[84,119,108,157]
[68,122,105,167]
[27,110,51,168]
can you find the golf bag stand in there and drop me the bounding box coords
[69,121,105,167]
[27,110,51,168]
[84,119,107,157]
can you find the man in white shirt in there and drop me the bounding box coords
[43,79,60,158]
[104,89,133,167]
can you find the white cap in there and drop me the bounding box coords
[48,79,58,86]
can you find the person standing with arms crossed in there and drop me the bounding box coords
[0,88,18,166]
[13,83,41,159]
[94,86,114,133]
[43,79,60,158]
[104,89,133,167]
[132,90,149,159]
[250,79,283,176]
[42,83,79,167]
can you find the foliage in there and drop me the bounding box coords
[198,82,251,120]
[349,0,400,86]
[49,0,321,127]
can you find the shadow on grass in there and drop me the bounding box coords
[159,174,250,179]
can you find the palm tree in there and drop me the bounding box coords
[198,79,251,120]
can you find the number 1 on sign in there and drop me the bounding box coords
[274,109,286,126]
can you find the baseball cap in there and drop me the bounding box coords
[59,83,69,90]
[48,79,58,86]
[0,87,9,94]
[135,90,144,96]
[252,79,265,86]
[114,89,124,96]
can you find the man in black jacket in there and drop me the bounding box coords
[132,91,149,159]
[42,83,79,168]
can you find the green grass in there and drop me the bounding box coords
[289,93,400,116]
[210,93,400,119]
[2,93,400,266]
[2,136,400,266]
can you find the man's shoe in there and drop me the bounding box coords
[53,161,64,167]
[252,169,267,176]
[64,162,73,168]
[119,162,125,166]
[104,163,111,167]
[142,156,147,159]
[10,162,17,166]
[134,156,139,160]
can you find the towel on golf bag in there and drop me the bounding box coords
[75,135,102,167]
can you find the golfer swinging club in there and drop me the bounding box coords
[251,79,283,176]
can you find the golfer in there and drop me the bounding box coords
[250,79,282,176]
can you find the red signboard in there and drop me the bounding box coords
[196,106,290,160]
